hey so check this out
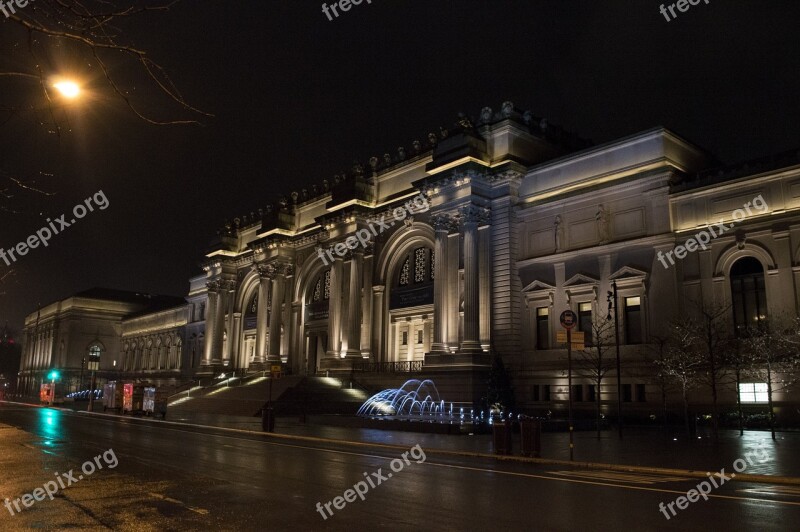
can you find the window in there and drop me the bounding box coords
[739,382,768,403]
[622,383,632,402]
[636,383,647,403]
[323,270,331,300]
[417,330,423,344]
[532,384,540,401]
[430,250,435,280]
[572,385,583,402]
[414,248,427,283]
[730,257,767,337]
[87,345,101,371]
[587,384,596,402]
[624,296,642,344]
[536,307,550,350]
[579,302,593,346]
[399,259,410,286]
[401,331,408,345]
[199,303,205,321]
[543,384,551,402]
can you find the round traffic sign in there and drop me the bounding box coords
[560,310,578,329]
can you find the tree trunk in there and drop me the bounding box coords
[595,380,601,439]
[735,367,744,437]
[682,383,691,437]
[767,364,776,441]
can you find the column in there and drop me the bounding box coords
[371,285,385,363]
[430,214,451,353]
[221,279,236,366]
[447,231,460,349]
[326,257,344,357]
[460,205,485,353]
[211,286,227,365]
[202,281,219,365]
[344,251,363,357]
[231,313,242,368]
[479,225,491,348]
[253,266,270,365]
[361,251,374,357]
[268,264,287,362]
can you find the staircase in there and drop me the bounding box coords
[167,375,370,418]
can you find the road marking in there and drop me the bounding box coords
[148,492,209,515]
[551,470,692,484]
[740,486,800,498]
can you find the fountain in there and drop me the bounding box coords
[357,379,474,423]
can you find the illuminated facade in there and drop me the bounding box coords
[19,102,800,419]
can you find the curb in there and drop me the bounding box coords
[3,400,799,486]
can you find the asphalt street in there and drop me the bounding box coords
[0,403,798,531]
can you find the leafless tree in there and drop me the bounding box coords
[655,318,704,436]
[742,318,800,440]
[575,317,615,439]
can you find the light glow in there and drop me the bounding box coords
[53,81,80,99]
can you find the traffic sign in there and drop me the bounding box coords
[560,310,578,329]
[556,331,567,343]
[270,365,282,379]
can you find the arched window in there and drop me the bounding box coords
[310,269,331,302]
[730,257,767,336]
[397,247,433,287]
[87,343,102,371]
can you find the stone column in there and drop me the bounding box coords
[361,251,374,357]
[479,225,491,348]
[371,285,385,363]
[326,257,344,357]
[211,286,227,365]
[460,205,487,353]
[268,264,288,363]
[202,281,219,365]
[231,313,242,369]
[344,251,363,357]
[253,266,270,365]
[221,279,236,366]
[430,214,452,353]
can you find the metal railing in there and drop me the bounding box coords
[352,361,423,373]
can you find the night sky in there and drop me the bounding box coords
[1,0,799,332]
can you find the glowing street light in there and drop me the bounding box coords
[53,81,80,99]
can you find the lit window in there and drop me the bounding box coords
[414,248,426,283]
[579,302,593,346]
[399,259,410,286]
[313,279,322,302]
[536,307,549,350]
[739,383,768,403]
[323,270,331,300]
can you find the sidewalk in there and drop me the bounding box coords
[166,411,800,477]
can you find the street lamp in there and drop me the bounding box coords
[607,281,623,439]
[53,80,80,99]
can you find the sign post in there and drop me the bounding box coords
[560,310,577,461]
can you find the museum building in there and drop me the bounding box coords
[18,102,800,418]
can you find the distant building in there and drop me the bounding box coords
[17,288,187,395]
[18,102,800,422]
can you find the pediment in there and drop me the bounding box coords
[564,273,599,287]
[610,266,648,281]
[522,279,555,292]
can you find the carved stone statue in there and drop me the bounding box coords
[501,101,514,118]
[554,215,565,252]
[596,204,611,244]
[480,107,493,124]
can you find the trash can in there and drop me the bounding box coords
[493,420,513,455]
[520,418,542,457]
[262,404,275,433]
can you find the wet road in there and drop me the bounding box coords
[0,403,798,531]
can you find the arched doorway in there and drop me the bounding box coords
[387,244,435,364]
[303,267,331,374]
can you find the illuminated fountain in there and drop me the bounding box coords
[357,379,474,423]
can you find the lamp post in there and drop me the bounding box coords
[607,281,623,439]
[47,370,59,406]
